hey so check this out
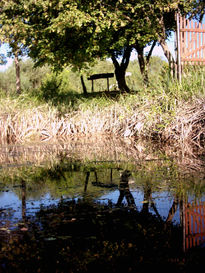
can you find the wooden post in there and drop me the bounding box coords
[21,180,26,223]
[80,75,88,94]
[107,78,109,91]
[84,172,90,193]
[176,12,182,83]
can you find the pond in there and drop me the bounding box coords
[0,140,205,272]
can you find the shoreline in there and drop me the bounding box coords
[0,94,204,155]
[0,99,205,148]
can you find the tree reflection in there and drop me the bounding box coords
[1,165,205,272]
[84,172,90,193]
[116,170,136,208]
[141,181,163,221]
[21,179,26,224]
[166,197,180,224]
[0,197,187,272]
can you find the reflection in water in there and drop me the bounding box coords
[82,168,205,253]
[84,172,90,193]
[21,180,26,225]
[141,181,163,221]
[1,165,205,254]
[166,197,180,224]
[0,151,205,271]
[116,170,136,208]
[184,202,205,251]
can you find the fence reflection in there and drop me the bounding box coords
[183,201,205,251]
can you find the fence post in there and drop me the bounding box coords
[176,12,182,83]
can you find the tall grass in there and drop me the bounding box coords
[0,60,205,155]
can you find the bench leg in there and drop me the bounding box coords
[92,80,94,92]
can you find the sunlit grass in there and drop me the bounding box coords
[0,63,205,155]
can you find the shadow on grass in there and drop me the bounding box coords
[41,89,128,108]
[36,75,136,110]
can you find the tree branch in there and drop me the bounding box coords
[146,40,157,64]
[111,51,120,69]
[121,46,132,69]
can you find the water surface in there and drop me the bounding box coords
[0,141,205,272]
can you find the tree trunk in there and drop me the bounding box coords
[111,46,131,93]
[134,40,157,85]
[14,52,21,94]
[115,66,130,92]
[135,43,149,85]
[159,15,176,76]
[138,49,148,84]
[80,75,88,94]
[160,40,175,64]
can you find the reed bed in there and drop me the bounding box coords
[163,98,205,151]
[0,94,205,153]
[0,101,161,144]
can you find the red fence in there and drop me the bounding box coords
[180,17,205,65]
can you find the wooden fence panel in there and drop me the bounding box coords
[180,17,205,65]
[184,202,205,251]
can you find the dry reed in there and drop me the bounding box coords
[1,96,205,156]
[163,98,205,151]
[0,99,147,143]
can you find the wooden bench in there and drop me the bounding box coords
[87,73,114,92]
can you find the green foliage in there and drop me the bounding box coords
[0,59,50,95]
[0,0,29,78]
[179,66,205,99]
[20,59,50,91]
[191,0,205,21]
[0,56,204,110]
[0,66,16,95]
[39,72,68,102]
[0,53,7,65]
[0,0,196,71]
[0,0,200,93]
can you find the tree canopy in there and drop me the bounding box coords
[0,0,202,92]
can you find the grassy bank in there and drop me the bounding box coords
[0,63,205,154]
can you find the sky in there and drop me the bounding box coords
[0,43,13,71]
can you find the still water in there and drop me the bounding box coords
[0,141,205,272]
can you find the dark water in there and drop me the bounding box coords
[0,142,205,272]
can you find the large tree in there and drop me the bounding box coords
[23,0,175,88]
[0,0,197,92]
